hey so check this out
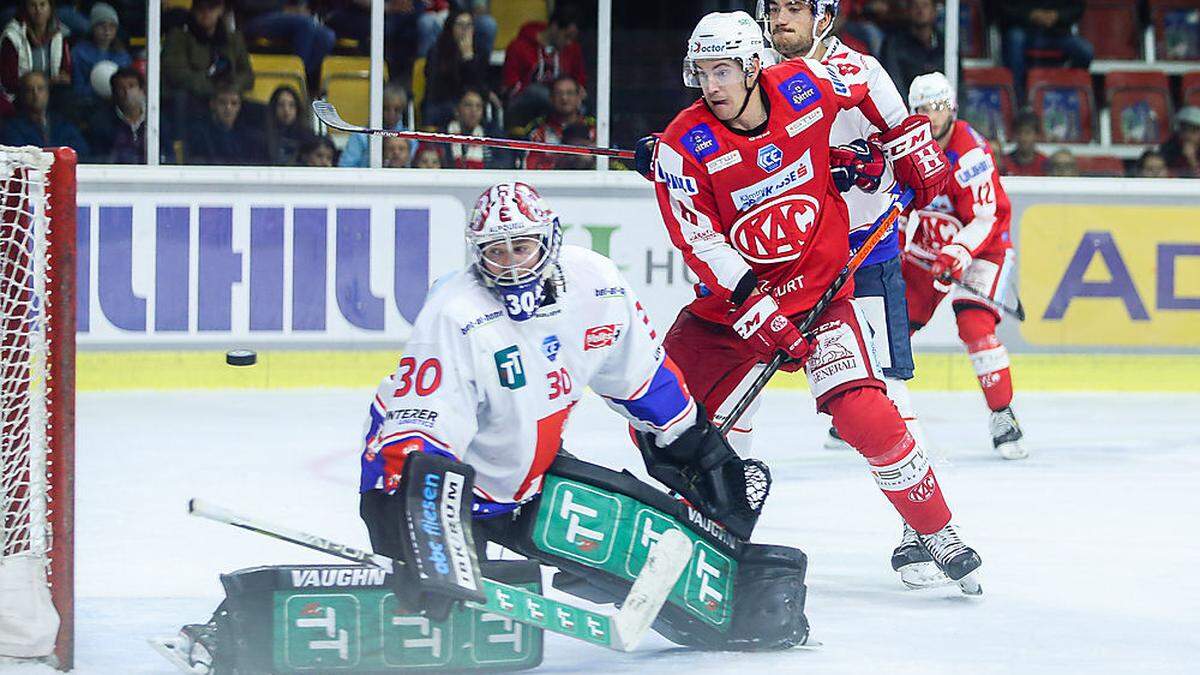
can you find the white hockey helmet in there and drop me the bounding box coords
[466,181,562,320]
[908,72,958,114]
[757,0,840,58]
[683,11,765,88]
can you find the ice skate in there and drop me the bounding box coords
[990,406,1028,460]
[917,523,983,595]
[149,621,219,674]
[891,523,951,589]
[823,425,853,451]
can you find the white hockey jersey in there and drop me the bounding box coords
[361,245,696,508]
[820,37,909,265]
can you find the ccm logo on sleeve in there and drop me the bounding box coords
[584,324,623,350]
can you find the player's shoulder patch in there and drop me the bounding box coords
[774,62,824,111]
[953,146,995,187]
[679,122,720,161]
[822,39,872,83]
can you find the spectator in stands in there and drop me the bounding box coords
[880,0,943,102]
[1162,106,1200,178]
[413,144,444,168]
[1136,149,1169,178]
[416,1,497,60]
[523,75,594,170]
[85,66,145,163]
[0,70,88,154]
[1006,110,1047,176]
[240,1,335,90]
[186,81,266,164]
[1046,148,1078,176]
[994,1,1093,101]
[841,0,894,56]
[163,0,254,102]
[552,122,596,170]
[264,85,314,165]
[502,3,587,131]
[1,0,72,108]
[296,135,336,166]
[71,3,130,99]
[422,7,493,128]
[444,85,503,169]
[383,136,412,167]
[339,82,415,167]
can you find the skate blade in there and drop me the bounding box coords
[897,562,953,590]
[995,441,1029,460]
[955,573,983,596]
[148,637,211,675]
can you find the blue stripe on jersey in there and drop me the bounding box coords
[365,404,384,442]
[612,360,690,428]
[851,226,901,267]
[359,435,457,493]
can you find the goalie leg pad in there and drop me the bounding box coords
[727,544,810,650]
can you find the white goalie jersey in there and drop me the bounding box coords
[361,245,696,508]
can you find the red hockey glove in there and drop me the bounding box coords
[634,134,659,181]
[830,139,886,194]
[878,114,950,209]
[730,294,814,369]
[930,243,972,293]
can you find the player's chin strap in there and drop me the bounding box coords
[805,10,835,59]
[731,68,763,127]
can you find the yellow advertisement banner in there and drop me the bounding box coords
[1020,205,1200,347]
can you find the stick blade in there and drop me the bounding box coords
[312,100,357,132]
[611,528,692,651]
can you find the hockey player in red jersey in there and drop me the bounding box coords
[901,72,1028,460]
[648,10,983,592]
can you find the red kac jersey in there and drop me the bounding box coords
[906,120,1013,262]
[653,58,907,325]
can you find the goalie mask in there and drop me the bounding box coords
[467,182,562,321]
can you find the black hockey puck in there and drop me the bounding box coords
[226,349,257,367]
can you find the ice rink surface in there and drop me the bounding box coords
[14,387,1199,673]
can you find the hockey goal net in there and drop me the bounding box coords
[0,146,75,669]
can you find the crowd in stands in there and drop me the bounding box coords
[1,0,1197,178]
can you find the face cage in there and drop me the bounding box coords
[472,220,562,290]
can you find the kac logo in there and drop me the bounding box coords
[494,346,526,389]
[757,144,783,173]
[542,335,561,362]
[729,194,820,262]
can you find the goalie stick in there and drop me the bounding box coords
[185,498,690,652]
[901,253,1026,321]
[718,188,915,435]
[313,101,635,160]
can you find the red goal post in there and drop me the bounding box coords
[0,146,76,670]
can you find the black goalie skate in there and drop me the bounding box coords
[917,523,983,595]
[891,523,951,589]
[989,406,1028,460]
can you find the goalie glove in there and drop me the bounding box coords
[930,243,972,293]
[830,139,886,194]
[391,451,487,621]
[879,114,950,209]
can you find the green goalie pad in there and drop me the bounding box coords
[208,560,543,673]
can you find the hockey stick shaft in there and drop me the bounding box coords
[717,188,915,435]
[901,254,1025,321]
[312,101,635,160]
[188,498,688,652]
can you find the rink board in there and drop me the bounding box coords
[72,168,1200,390]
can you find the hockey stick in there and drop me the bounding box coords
[312,101,636,160]
[717,188,915,435]
[901,254,1026,321]
[187,498,690,652]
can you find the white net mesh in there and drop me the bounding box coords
[0,146,59,660]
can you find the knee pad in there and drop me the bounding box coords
[954,305,998,348]
[825,387,908,460]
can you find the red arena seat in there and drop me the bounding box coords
[961,67,1018,139]
[1075,155,1127,177]
[1081,0,1142,60]
[1028,68,1096,142]
[1106,71,1173,144]
[1148,0,1200,61]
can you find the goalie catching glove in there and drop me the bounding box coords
[634,403,771,541]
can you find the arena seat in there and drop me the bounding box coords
[1075,155,1127,177]
[1106,71,1173,144]
[1182,71,1200,107]
[961,67,1017,139]
[1028,68,1095,142]
[247,54,306,104]
[494,0,550,52]
[1082,0,1142,60]
[1149,0,1200,61]
[959,0,987,59]
[320,57,389,128]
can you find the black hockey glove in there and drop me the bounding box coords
[390,452,487,621]
[635,404,771,540]
[634,134,659,180]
